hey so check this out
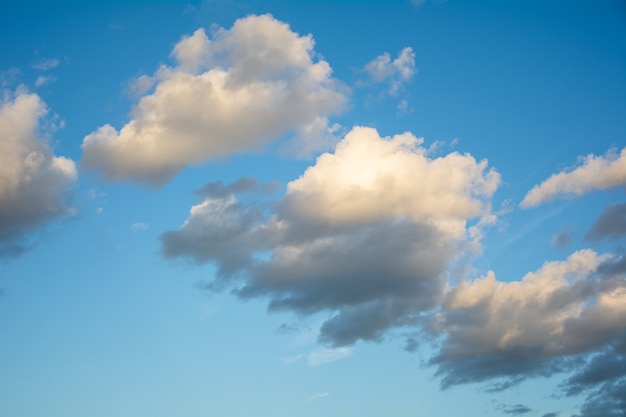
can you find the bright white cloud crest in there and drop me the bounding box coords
[282,126,500,238]
[0,90,77,253]
[81,14,347,185]
[521,146,626,208]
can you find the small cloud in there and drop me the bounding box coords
[288,325,321,348]
[404,337,419,352]
[307,391,329,403]
[551,229,572,248]
[34,75,56,87]
[363,47,416,96]
[0,68,20,88]
[496,403,532,415]
[276,323,298,334]
[307,347,352,367]
[182,3,196,14]
[33,58,60,71]
[131,222,149,231]
[94,207,104,215]
[586,202,626,240]
[397,99,410,116]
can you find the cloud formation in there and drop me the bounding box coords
[586,202,626,240]
[81,14,347,185]
[521,147,626,208]
[433,249,626,389]
[32,58,60,71]
[0,89,77,256]
[363,47,416,95]
[162,126,500,346]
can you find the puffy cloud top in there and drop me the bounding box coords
[434,249,626,389]
[81,14,347,185]
[282,126,500,237]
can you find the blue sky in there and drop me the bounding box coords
[1,1,625,416]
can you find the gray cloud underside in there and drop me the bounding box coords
[0,90,77,257]
[586,202,626,240]
[162,197,457,346]
[497,403,533,415]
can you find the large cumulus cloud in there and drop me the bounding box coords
[81,14,347,185]
[433,249,626,414]
[0,89,77,257]
[161,126,500,346]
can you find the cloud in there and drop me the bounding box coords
[193,177,279,199]
[432,249,626,391]
[563,352,626,397]
[34,75,56,87]
[277,126,499,238]
[551,229,572,248]
[81,14,347,185]
[586,203,626,240]
[32,58,60,71]
[363,47,416,95]
[161,126,500,346]
[0,89,77,257]
[572,379,626,417]
[307,391,329,402]
[131,222,149,231]
[306,347,352,367]
[521,147,626,208]
[559,335,626,417]
[497,404,533,415]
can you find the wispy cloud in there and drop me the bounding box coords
[307,391,329,403]
[32,58,60,71]
[521,147,626,208]
[306,347,352,367]
[131,222,149,231]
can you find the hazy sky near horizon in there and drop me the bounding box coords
[1,1,625,416]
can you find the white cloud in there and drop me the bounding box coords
[364,47,416,95]
[131,222,149,231]
[307,347,352,367]
[81,14,347,185]
[34,75,56,87]
[307,391,329,402]
[521,147,626,208]
[0,89,77,255]
[397,99,410,115]
[32,58,60,71]
[281,126,500,238]
[162,126,501,346]
[434,249,626,387]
